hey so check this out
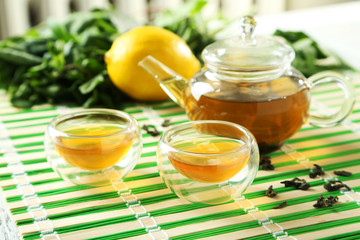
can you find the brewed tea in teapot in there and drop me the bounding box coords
[185,75,311,152]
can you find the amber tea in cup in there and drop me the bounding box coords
[54,123,134,171]
[157,120,259,205]
[169,137,250,183]
[45,109,142,186]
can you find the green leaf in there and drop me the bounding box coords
[80,34,112,49]
[47,18,72,41]
[0,60,15,89]
[95,18,118,34]
[0,47,42,65]
[47,40,65,70]
[11,82,32,99]
[83,89,98,108]
[25,38,52,56]
[11,98,34,108]
[273,30,309,43]
[273,29,353,77]
[46,84,61,95]
[79,73,104,94]
[81,58,103,73]
[154,0,207,27]
[70,15,97,34]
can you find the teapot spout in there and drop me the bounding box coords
[139,55,187,108]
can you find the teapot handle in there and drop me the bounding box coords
[308,71,355,127]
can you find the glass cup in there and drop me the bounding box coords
[44,109,142,186]
[157,120,259,205]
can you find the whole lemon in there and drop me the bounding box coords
[105,26,201,101]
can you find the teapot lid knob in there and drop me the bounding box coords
[240,16,256,40]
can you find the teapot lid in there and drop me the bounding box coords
[202,16,295,79]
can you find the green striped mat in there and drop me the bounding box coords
[1,73,360,240]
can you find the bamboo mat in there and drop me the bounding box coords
[1,73,360,240]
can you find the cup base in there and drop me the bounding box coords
[54,164,125,187]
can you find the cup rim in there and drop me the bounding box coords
[161,120,253,157]
[47,108,137,139]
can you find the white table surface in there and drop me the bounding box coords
[255,1,360,71]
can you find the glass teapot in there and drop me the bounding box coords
[139,16,355,153]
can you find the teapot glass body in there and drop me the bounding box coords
[184,66,311,153]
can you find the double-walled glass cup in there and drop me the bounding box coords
[44,109,142,186]
[157,120,259,205]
